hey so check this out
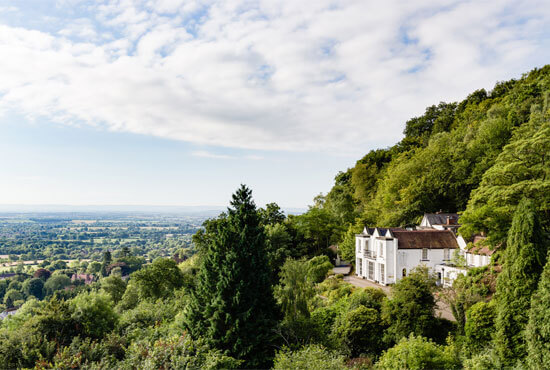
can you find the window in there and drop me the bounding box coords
[357,259,362,275]
[444,248,450,261]
[422,248,429,260]
[380,264,385,284]
[368,261,375,280]
[379,242,384,257]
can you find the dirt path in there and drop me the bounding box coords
[344,275,455,322]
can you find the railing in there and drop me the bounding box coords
[364,250,377,259]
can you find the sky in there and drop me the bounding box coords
[0,0,549,208]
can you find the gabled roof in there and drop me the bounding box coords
[468,245,495,256]
[422,213,460,226]
[468,236,496,256]
[391,230,459,249]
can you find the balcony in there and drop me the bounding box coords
[364,250,377,259]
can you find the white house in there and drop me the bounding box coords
[355,227,459,286]
[465,236,493,268]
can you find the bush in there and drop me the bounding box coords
[273,344,347,370]
[376,334,460,370]
[464,300,496,353]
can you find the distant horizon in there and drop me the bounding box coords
[0,204,307,214]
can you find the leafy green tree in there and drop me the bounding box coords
[306,255,333,283]
[185,185,279,368]
[273,344,347,370]
[494,197,548,364]
[382,267,437,344]
[526,254,550,368]
[70,291,118,339]
[44,274,71,295]
[290,207,344,255]
[23,278,45,300]
[259,202,286,226]
[464,300,496,354]
[87,261,102,275]
[265,223,294,275]
[376,334,460,370]
[101,275,127,304]
[131,258,183,300]
[274,259,316,321]
[332,305,383,357]
[28,299,79,346]
[3,289,23,308]
[339,224,362,262]
[461,108,550,245]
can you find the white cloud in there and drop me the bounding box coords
[0,0,549,154]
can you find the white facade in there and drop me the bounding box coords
[435,264,467,287]
[355,228,456,286]
[465,252,491,268]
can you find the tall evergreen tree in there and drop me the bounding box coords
[526,253,550,368]
[495,197,547,364]
[184,185,279,368]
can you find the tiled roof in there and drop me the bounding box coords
[392,230,459,249]
[424,213,460,226]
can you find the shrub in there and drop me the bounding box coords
[273,344,347,370]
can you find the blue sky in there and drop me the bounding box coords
[0,0,549,208]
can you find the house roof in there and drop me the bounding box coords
[468,245,495,256]
[391,230,459,249]
[423,213,460,226]
[468,236,496,256]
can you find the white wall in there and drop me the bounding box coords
[355,233,455,285]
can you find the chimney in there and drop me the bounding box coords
[446,216,450,225]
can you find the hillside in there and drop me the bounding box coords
[318,65,550,256]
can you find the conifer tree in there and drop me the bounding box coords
[526,253,550,368]
[494,197,547,364]
[184,185,279,368]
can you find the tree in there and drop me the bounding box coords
[382,267,437,344]
[464,301,496,353]
[332,305,383,357]
[101,275,127,304]
[259,202,286,226]
[33,268,51,280]
[131,258,183,300]
[274,259,316,321]
[306,255,333,283]
[526,254,550,368]
[3,289,23,308]
[376,334,460,370]
[460,110,550,245]
[184,185,279,368]
[494,197,548,364]
[265,223,294,275]
[44,274,71,295]
[23,278,45,300]
[101,251,112,277]
[70,291,118,339]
